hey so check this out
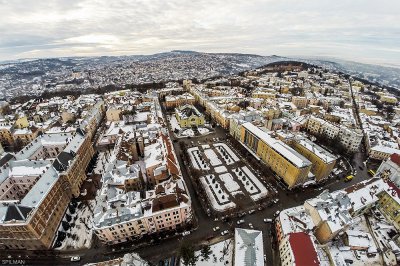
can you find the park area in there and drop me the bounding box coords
[187,142,270,213]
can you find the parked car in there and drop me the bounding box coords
[345,175,354,182]
[213,227,220,232]
[248,223,254,229]
[263,218,272,223]
[237,219,245,225]
[71,256,81,262]
[182,231,191,236]
[237,212,246,218]
[273,199,279,204]
[221,230,229,236]
[248,209,256,215]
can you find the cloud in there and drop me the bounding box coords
[0,0,399,65]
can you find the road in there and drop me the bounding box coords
[1,114,374,266]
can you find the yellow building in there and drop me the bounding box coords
[380,95,398,104]
[377,188,400,230]
[291,96,308,109]
[252,91,276,99]
[293,137,337,182]
[106,108,122,121]
[165,93,195,109]
[0,123,14,150]
[14,115,29,129]
[175,105,204,128]
[240,123,312,189]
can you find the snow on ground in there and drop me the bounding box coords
[188,147,210,170]
[214,143,240,165]
[200,175,235,212]
[234,166,268,201]
[169,115,181,131]
[204,149,222,166]
[219,173,240,193]
[198,127,210,135]
[56,200,95,250]
[191,239,234,266]
[215,166,227,173]
[181,128,195,137]
[93,152,107,175]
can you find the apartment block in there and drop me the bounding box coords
[240,122,312,189]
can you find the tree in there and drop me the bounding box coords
[180,243,197,266]
[339,101,345,108]
[200,245,212,261]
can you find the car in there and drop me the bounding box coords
[264,255,266,262]
[237,212,246,218]
[248,223,254,229]
[257,206,264,211]
[213,227,220,232]
[248,209,255,215]
[368,169,375,176]
[263,218,272,223]
[70,256,81,262]
[221,230,229,236]
[273,199,279,204]
[345,175,354,182]
[274,210,280,217]
[237,219,245,225]
[182,231,191,236]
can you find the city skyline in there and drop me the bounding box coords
[1,0,399,67]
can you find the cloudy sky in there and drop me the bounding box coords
[0,0,399,66]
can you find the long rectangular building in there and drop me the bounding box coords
[240,122,312,189]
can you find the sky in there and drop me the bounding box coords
[0,0,399,66]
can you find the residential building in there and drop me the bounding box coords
[175,105,204,128]
[234,228,264,266]
[279,232,320,266]
[293,136,337,182]
[240,122,312,189]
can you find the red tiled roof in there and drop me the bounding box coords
[161,133,180,176]
[288,232,320,266]
[390,153,400,166]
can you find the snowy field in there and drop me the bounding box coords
[215,166,227,173]
[204,149,222,166]
[219,173,240,192]
[55,200,95,250]
[200,175,236,211]
[198,127,210,135]
[181,128,195,137]
[169,115,181,131]
[234,166,269,201]
[214,144,239,165]
[190,239,234,266]
[188,147,210,170]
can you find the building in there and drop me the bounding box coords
[369,142,400,161]
[376,153,400,187]
[292,96,308,109]
[234,228,264,266]
[240,122,312,189]
[377,182,400,230]
[175,105,204,128]
[306,115,363,153]
[0,130,94,250]
[279,232,320,266]
[0,123,14,150]
[293,136,337,182]
[165,93,195,109]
